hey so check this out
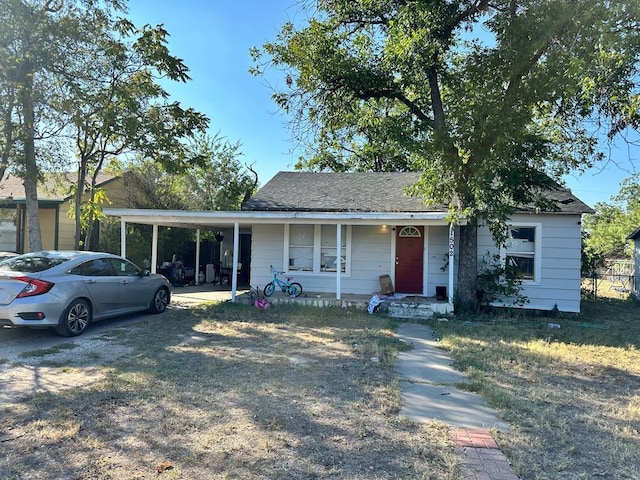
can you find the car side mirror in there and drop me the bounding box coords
[140,269,150,277]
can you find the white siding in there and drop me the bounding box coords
[250,224,285,289]
[426,226,450,297]
[249,214,584,312]
[477,214,583,313]
[331,225,389,294]
[252,225,396,295]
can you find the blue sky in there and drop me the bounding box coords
[127,0,638,209]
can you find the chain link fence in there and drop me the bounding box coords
[582,259,635,299]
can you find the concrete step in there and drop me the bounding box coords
[384,300,452,319]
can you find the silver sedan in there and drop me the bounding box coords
[0,251,171,336]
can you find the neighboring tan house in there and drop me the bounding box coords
[0,172,128,252]
[106,171,594,313]
[627,227,640,298]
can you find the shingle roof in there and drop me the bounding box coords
[242,171,594,214]
[0,172,118,202]
[627,227,640,241]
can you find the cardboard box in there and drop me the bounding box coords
[379,274,394,295]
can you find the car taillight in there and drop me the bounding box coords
[15,277,55,298]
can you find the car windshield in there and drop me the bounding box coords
[0,252,75,273]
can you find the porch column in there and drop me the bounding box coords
[151,224,158,273]
[336,223,342,300]
[120,219,126,258]
[448,223,455,304]
[231,222,239,302]
[195,229,201,285]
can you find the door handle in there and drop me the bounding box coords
[85,280,96,285]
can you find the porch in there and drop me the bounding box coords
[170,284,452,318]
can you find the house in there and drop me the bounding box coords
[627,227,640,297]
[105,171,594,313]
[243,172,593,313]
[0,171,128,252]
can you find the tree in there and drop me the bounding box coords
[62,18,209,249]
[123,134,258,212]
[179,134,258,211]
[0,0,126,251]
[583,174,640,259]
[101,137,256,266]
[1,1,209,251]
[252,0,640,309]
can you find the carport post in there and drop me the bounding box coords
[336,223,341,300]
[120,219,126,258]
[231,222,239,302]
[448,223,455,304]
[195,229,201,285]
[151,224,158,274]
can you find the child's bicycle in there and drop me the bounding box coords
[263,265,303,297]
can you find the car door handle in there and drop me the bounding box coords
[85,280,96,285]
[121,280,130,285]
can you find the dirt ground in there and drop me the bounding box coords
[0,304,459,479]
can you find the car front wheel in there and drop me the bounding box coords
[56,299,91,337]
[149,287,169,313]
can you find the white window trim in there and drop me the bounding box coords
[283,224,352,276]
[500,222,542,285]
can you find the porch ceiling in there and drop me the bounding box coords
[103,208,459,229]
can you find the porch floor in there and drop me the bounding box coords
[171,284,452,317]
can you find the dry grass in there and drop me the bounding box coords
[432,297,640,480]
[581,277,633,300]
[0,304,457,480]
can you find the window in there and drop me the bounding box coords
[504,225,540,282]
[286,224,350,274]
[289,225,314,271]
[71,259,113,276]
[106,258,141,276]
[399,226,421,237]
[320,225,346,272]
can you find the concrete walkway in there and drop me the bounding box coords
[396,323,520,480]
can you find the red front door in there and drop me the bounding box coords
[395,226,424,294]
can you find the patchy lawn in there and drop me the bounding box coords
[0,304,458,480]
[3,297,637,480]
[431,297,640,480]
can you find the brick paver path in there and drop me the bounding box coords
[450,429,520,480]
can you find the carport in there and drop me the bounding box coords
[103,209,259,302]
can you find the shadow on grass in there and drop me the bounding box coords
[0,302,455,480]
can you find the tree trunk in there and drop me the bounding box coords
[456,223,478,312]
[83,186,96,250]
[21,74,43,252]
[74,165,87,249]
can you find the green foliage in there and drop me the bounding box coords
[583,174,640,259]
[0,0,209,250]
[100,134,257,263]
[99,217,155,268]
[179,133,258,211]
[581,231,605,276]
[123,134,257,212]
[477,252,529,309]
[0,0,127,249]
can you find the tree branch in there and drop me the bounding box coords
[503,2,578,108]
